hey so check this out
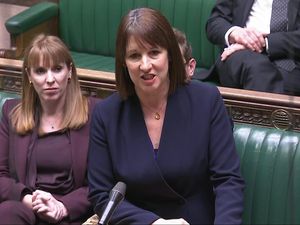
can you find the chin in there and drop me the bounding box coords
[42,94,62,102]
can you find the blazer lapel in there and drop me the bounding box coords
[235,0,255,26]
[11,122,89,188]
[156,89,191,200]
[122,96,185,203]
[121,97,186,203]
[70,127,89,188]
[11,133,32,183]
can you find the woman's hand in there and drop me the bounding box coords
[152,218,190,225]
[22,194,33,209]
[32,190,68,223]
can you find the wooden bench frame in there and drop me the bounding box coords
[1,58,300,132]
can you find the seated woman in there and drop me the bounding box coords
[88,7,244,225]
[0,34,98,224]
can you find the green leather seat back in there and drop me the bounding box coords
[5,2,58,34]
[234,123,300,224]
[70,51,115,71]
[59,0,218,70]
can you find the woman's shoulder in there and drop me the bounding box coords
[2,98,21,112]
[93,92,122,113]
[87,96,101,108]
[187,80,219,93]
[97,92,121,104]
[0,98,21,122]
[182,80,221,99]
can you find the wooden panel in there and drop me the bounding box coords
[0,1,58,7]
[1,18,58,59]
[0,58,116,97]
[219,87,300,131]
[1,58,300,132]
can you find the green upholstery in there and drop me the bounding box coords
[59,0,218,71]
[5,2,58,34]
[70,52,115,72]
[234,123,300,224]
[5,0,219,73]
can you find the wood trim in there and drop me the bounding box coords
[219,86,300,108]
[0,18,58,59]
[1,58,300,131]
[0,58,116,97]
[0,1,58,7]
[219,87,300,131]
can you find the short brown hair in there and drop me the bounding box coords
[11,34,88,134]
[115,7,187,99]
[173,28,193,64]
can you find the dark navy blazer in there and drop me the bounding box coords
[88,81,244,224]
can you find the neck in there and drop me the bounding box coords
[137,88,169,109]
[40,98,65,116]
[139,93,168,121]
[139,92,168,110]
[136,76,170,107]
[39,99,65,131]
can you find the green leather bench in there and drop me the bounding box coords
[4,0,219,79]
[234,123,300,224]
[0,91,299,224]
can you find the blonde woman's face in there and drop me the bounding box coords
[28,59,71,104]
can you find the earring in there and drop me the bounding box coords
[29,80,32,85]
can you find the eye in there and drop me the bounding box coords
[34,67,47,75]
[52,65,63,73]
[149,49,160,57]
[127,53,140,60]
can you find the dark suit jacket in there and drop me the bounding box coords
[0,97,98,222]
[88,81,244,224]
[206,0,300,61]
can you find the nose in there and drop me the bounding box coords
[140,55,152,71]
[46,70,55,84]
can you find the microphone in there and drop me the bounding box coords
[98,181,126,225]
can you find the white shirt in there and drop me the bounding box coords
[246,0,272,34]
[225,0,273,46]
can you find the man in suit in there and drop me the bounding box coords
[206,0,300,95]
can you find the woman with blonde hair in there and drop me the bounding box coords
[0,34,98,224]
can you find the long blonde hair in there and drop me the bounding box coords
[11,34,88,135]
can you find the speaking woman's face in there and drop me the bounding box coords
[125,35,170,96]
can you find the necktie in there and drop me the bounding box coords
[270,0,295,71]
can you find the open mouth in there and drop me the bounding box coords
[141,74,156,80]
